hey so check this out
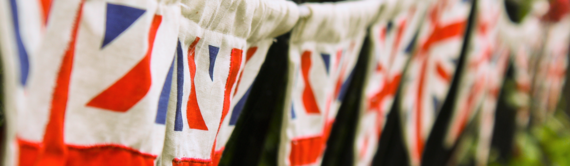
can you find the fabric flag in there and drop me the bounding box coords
[10,0,180,165]
[0,0,47,165]
[352,0,426,164]
[158,0,299,166]
[532,9,570,118]
[279,1,381,165]
[398,0,473,165]
[502,3,545,117]
[444,0,509,148]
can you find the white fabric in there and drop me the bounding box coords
[6,0,181,164]
[159,0,298,165]
[398,0,473,165]
[532,15,570,117]
[444,0,509,148]
[352,0,427,165]
[279,1,381,165]
[0,0,44,165]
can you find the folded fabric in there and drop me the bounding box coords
[443,1,510,165]
[352,0,427,165]
[0,0,46,165]
[158,0,299,165]
[3,0,181,165]
[398,0,473,165]
[532,11,570,118]
[279,1,381,165]
[445,0,509,148]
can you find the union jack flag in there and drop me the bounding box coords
[398,0,472,165]
[445,0,509,147]
[353,4,425,164]
[9,1,180,165]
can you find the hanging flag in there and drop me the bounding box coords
[0,0,47,165]
[398,0,473,165]
[158,0,299,166]
[532,7,570,118]
[12,0,180,165]
[444,0,509,148]
[352,0,427,164]
[279,1,381,165]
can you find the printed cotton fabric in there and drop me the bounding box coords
[159,0,299,166]
[398,0,473,165]
[444,0,509,148]
[0,0,46,165]
[2,0,181,165]
[279,1,381,165]
[352,0,426,165]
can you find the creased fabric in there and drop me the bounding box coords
[0,0,46,165]
[159,0,299,165]
[444,0,509,148]
[4,0,181,165]
[279,1,381,165]
[398,0,473,165]
[352,0,427,165]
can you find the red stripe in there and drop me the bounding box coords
[301,51,321,114]
[208,48,244,162]
[389,20,407,65]
[86,15,161,112]
[18,139,156,166]
[289,136,323,165]
[435,61,451,83]
[233,47,258,97]
[220,48,243,123]
[35,2,84,165]
[186,37,208,130]
[419,21,466,55]
[455,77,485,139]
[39,0,52,25]
[414,59,429,161]
[172,157,212,166]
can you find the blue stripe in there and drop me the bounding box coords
[291,102,296,119]
[405,31,419,54]
[155,58,174,124]
[337,68,355,101]
[208,45,219,81]
[9,0,30,86]
[228,85,253,125]
[321,53,331,75]
[174,41,184,131]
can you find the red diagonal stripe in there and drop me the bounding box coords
[233,47,257,97]
[220,48,243,123]
[301,51,321,114]
[436,61,452,83]
[39,0,52,25]
[186,37,208,130]
[35,2,84,164]
[86,15,162,112]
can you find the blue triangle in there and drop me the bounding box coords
[386,20,394,33]
[337,69,356,101]
[450,58,458,65]
[404,31,419,54]
[291,102,296,119]
[174,42,185,131]
[229,86,253,125]
[321,53,330,75]
[101,3,145,48]
[208,45,219,81]
[432,95,441,114]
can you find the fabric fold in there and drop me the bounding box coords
[279,1,381,165]
[160,0,299,165]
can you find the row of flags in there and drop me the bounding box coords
[0,0,568,165]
